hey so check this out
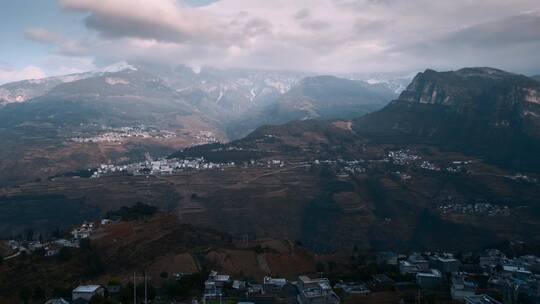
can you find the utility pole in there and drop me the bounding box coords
[133,272,137,304]
[145,272,148,304]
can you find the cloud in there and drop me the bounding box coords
[393,11,540,74]
[294,8,311,20]
[444,12,540,47]
[24,28,64,45]
[59,0,232,45]
[0,66,46,85]
[44,0,540,75]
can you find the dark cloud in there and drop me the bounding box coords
[445,13,540,47]
[242,17,273,36]
[294,8,311,20]
[50,0,540,75]
[353,18,392,34]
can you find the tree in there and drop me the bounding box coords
[58,247,72,262]
[32,286,46,302]
[316,262,326,273]
[136,282,156,300]
[90,295,117,304]
[25,228,34,241]
[51,286,71,298]
[19,287,31,304]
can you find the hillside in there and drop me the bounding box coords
[228,76,397,138]
[354,67,540,170]
[0,68,225,185]
[0,66,399,185]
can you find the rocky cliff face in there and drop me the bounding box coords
[354,67,540,170]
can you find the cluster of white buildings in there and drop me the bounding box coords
[396,252,460,290]
[438,201,511,217]
[202,271,341,304]
[193,131,219,145]
[386,149,476,176]
[6,236,80,258]
[420,160,441,171]
[70,222,97,239]
[465,249,540,303]
[91,157,288,178]
[380,249,540,303]
[387,149,421,165]
[297,276,340,304]
[313,159,367,177]
[506,173,538,184]
[3,221,103,260]
[71,126,177,144]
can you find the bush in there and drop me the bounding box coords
[106,202,157,221]
[58,247,72,261]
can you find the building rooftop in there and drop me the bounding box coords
[263,276,287,286]
[214,274,230,282]
[73,285,102,293]
[502,265,532,275]
[464,294,502,304]
[416,269,442,278]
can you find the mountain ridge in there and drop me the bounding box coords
[354,67,540,169]
[227,75,397,139]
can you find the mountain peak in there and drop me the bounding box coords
[97,62,138,74]
[454,67,511,78]
[399,67,537,106]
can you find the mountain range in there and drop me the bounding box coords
[0,63,400,185]
[163,67,540,251]
[0,65,539,254]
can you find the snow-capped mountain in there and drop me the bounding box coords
[139,64,311,118]
[0,62,137,106]
[339,73,414,94]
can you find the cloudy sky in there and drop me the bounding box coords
[1,0,539,84]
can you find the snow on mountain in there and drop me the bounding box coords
[339,73,414,94]
[0,62,140,105]
[97,62,137,74]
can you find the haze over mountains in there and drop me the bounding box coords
[0,63,402,184]
[1,64,539,186]
[0,62,400,128]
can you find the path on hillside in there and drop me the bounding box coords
[2,251,21,261]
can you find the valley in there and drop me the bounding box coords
[1,67,539,253]
[1,129,538,252]
[1,65,540,304]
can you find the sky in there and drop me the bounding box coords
[0,0,539,84]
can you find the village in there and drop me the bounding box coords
[90,157,287,178]
[437,201,513,217]
[2,211,540,304]
[3,220,105,261]
[87,148,475,180]
[70,126,180,144]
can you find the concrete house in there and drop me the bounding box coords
[297,276,340,304]
[72,285,105,301]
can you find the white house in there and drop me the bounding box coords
[72,285,105,301]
